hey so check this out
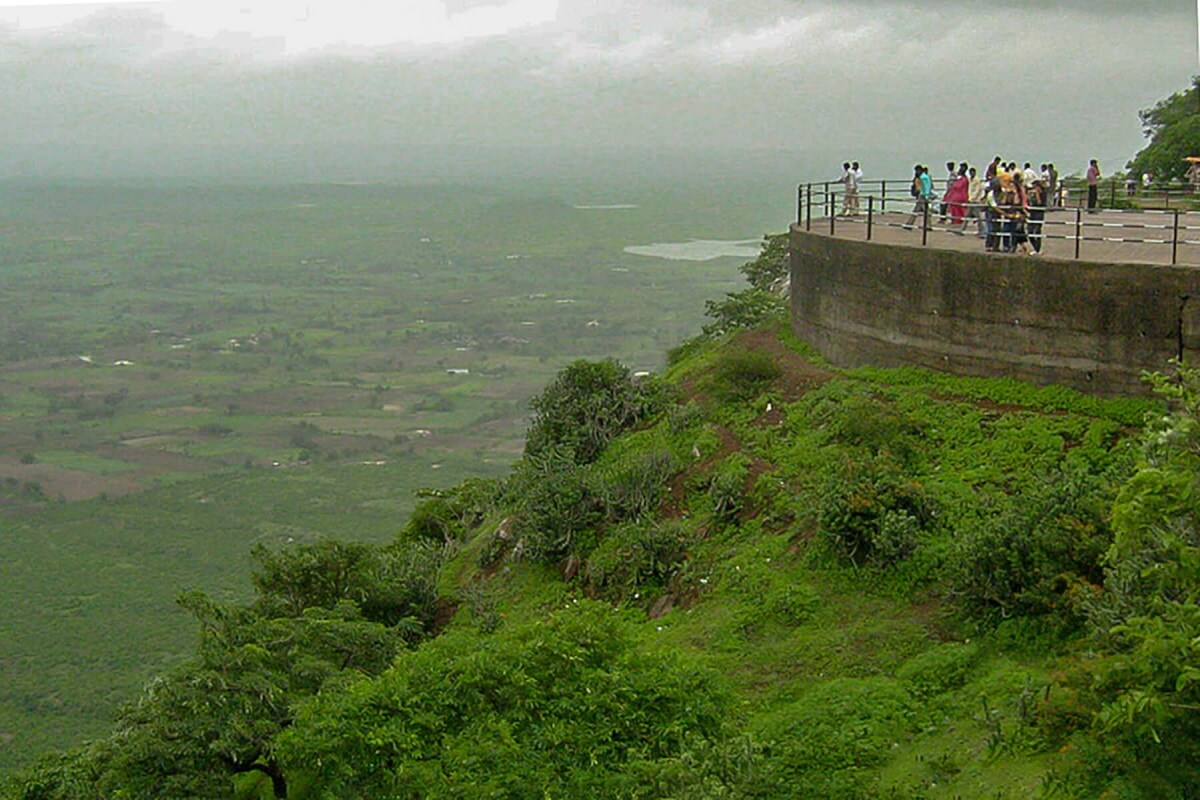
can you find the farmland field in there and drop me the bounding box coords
[0,178,789,770]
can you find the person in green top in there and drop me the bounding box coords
[904,164,934,229]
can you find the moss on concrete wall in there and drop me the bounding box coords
[790,227,1200,395]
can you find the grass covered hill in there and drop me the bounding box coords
[7,239,1200,799]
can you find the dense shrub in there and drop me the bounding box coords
[1,749,103,800]
[277,602,734,799]
[250,537,443,629]
[816,456,934,568]
[507,447,604,562]
[948,468,1111,627]
[588,449,676,522]
[709,453,751,525]
[399,478,498,545]
[708,349,782,402]
[584,519,695,601]
[1065,367,1200,797]
[524,358,664,465]
[895,642,980,700]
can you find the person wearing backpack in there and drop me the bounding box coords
[904,165,933,229]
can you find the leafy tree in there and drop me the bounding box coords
[6,537,442,800]
[251,537,442,629]
[0,749,104,800]
[398,478,498,545]
[702,233,789,338]
[1127,78,1200,183]
[92,595,407,799]
[276,601,733,799]
[1070,366,1200,797]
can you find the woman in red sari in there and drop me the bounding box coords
[945,162,969,228]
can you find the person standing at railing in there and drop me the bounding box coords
[1009,172,1033,255]
[904,165,933,229]
[1187,160,1200,193]
[1086,159,1101,212]
[1047,164,1059,208]
[939,161,956,223]
[1027,179,1047,255]
[986,156,1002,181]
[985,176,1004,252]
[996,172,1021,253]
[1023,163,1038,188]
[946,163,969,230]
[838,162,859,216]
[964,167,986,237]
[851,162,863,214]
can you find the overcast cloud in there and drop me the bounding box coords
[0,0,1195,183]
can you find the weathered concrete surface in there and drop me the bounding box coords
[790,225,1200,395]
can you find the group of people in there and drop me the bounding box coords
[903,157,1085,254]
[832,157,1106,255]
[837,161,865,215]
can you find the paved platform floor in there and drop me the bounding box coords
[799,207,1200,266]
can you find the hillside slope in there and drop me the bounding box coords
[13,300,1200,798]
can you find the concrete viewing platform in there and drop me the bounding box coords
[789,205,1200,396]
[800,206,1200,267]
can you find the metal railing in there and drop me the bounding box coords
[795,179,1200,266]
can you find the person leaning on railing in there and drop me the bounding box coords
[1008,172,1033,255]
[1027,179,1047,255]
[985,177,1003,252]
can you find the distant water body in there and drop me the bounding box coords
[624,239,762,262]
[573,203,641,209]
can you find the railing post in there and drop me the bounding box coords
[922,201,930,247]
[806,183,812,231]
[797,184,803,226]
[866,195,874,241]
[1080,206,1089,260]
[1173,209,1181,265]
[830,204,836,236]
[881,181,887,204]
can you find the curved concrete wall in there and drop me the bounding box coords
[789,226,1200,395]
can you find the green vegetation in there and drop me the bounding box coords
[0,181,772,772]
[6,182,1200,798]
[9,238,1197,796]
[1127,78,1200,183]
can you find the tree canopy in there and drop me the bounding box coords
[1126,79,1200,182]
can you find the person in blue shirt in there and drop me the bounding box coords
[904,165,934,229]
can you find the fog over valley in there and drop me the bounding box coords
[1,0,1195,185]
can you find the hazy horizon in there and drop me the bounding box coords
[1,1,1195,186]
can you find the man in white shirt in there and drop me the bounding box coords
[839,162,859,216]
[852,162,863,214]
[964,167,985,237]
[1023,163,1039,187]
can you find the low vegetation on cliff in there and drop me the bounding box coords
[7,238,1200,800]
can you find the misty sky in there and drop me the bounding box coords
[0,1,1196,183]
